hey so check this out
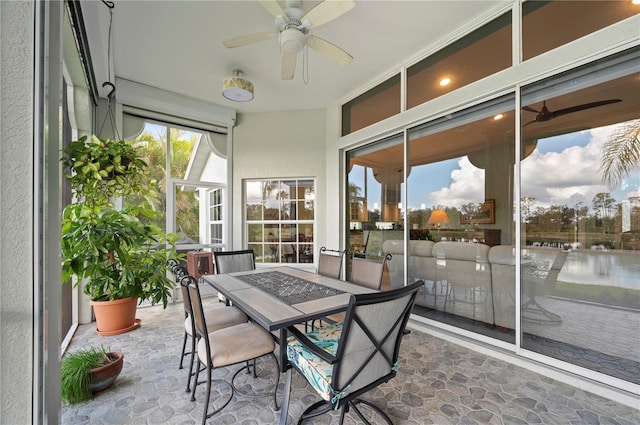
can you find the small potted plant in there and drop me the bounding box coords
[61,346,124,404]
[61,135,179,335]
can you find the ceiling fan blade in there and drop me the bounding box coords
[551,99,622,118]
[302,0,355,29]
[522,105,540,113]
[308,36,353,67]
[281,50,297,80]
[258,0,286,18]
[223,31,275,48]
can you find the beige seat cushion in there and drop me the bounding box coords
[199,322,275,368]
[325,311,346,323]
[185,306,248,336]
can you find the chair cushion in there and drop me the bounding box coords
[199,322,275,368]
[287,322,343,402]
[325,311,345,323]
[185,306,248,336]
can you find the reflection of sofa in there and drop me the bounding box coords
[382,240,567,329]
[488,245,516,328]
[433,241,492,322]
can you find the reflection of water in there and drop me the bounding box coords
[559,250,640,290]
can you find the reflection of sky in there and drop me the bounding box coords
[349,122,639,213]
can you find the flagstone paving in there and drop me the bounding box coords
[61,297,639,424]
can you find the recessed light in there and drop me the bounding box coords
[439,77,452,87]
[493,114,504,121]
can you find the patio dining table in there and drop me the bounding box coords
[201,266,376,370]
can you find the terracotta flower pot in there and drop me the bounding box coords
[89,352,124,393]
[90,296,141,336]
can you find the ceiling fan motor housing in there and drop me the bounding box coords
[281,28,306,53]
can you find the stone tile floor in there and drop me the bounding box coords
[61,297,640,425]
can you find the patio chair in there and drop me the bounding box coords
[186,279,279,424]
[214,249,256,274]
[521,248,569,324]
[179,275,248,392]
[349,253,392,290]
[170,261,197,370]
[317,246,347,279]
[280,280,423,425]
[319,253,392,326]
[213,249,256,303]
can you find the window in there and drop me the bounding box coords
[407,11,511,110]
[345,47,640,387]
[520,55,640,383]
[341,74,401,136]
[209,188,223,244]
[522,1,638,61]
[246,179,315,264]
[124,113,228,246]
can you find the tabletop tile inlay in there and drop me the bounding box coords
[235,270,345,305]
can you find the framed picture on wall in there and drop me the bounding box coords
[460,199,495,224]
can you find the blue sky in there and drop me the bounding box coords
[349,121,640,214]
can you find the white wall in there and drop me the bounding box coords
[0,1,35,423]
[231,110,328,254]
[323,105,342,251]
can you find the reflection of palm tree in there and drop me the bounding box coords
[277,190,290,218]
[600,119,640,189]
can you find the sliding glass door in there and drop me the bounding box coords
[344,49,640,387]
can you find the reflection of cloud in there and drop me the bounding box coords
[521,127,612,209]
[625,188,640,199]
[429,157,485,208]
[425,122,639,211]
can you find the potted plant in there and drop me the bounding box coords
[61,346,124,404]
[61,135,179,335]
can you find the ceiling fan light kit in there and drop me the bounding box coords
[222,69,254,102]
[281,28,306,53]
[222,0,355,80]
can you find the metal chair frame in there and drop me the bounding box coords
[186,279,280,424]
[281,280,423,425]
[317,246,347,279]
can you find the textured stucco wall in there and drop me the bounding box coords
[0,1,35,423]
[232,110,326,250]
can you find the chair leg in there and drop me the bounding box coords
[349,399,393,425]
[191,358,201,402]
[271,353,281,410]
[179,329,188,369]
[201,365,212,425]
[186,333,197,392]
[339,404,348,425]
[522,296,562,324]
[298,400,332,424]
[231,354,280,410]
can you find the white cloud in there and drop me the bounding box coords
[427,122,639,211]
[520,125,628,210]
[428,157,485,208]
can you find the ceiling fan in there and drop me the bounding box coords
[222,0,355,80]
[522,99,621,126]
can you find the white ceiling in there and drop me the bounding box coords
[80,0,507,114]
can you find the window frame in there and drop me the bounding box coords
[245,178,316,265]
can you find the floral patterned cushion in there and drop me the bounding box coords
[287,322,343,402]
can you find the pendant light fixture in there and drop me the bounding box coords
[221,69,254,102]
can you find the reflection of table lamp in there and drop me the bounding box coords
[428,209,450,230]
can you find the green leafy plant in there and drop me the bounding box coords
[61,346,111,404]
[410,228,434,241]
[61,135,179,307]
